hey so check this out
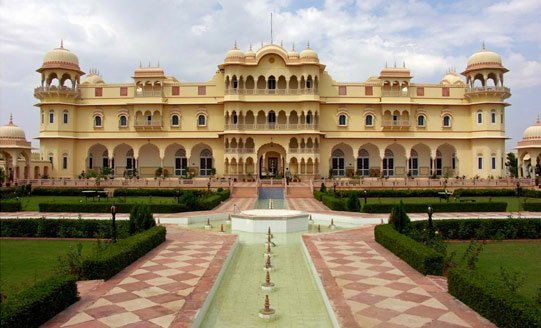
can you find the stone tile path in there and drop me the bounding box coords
[43,227,236,328]
[303,226,495,328]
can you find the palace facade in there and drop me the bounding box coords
[34,42,511,180]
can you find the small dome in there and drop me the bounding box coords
[225,46,245,63]
[0,116,26,140]
[466,48,503,69]
[40,42,81,71]
[288,45,299,59]
[82,70,105,84]
[523,119,541,140]
[441,71,464,85]
[300,46,319,63]
[245,46,256,58]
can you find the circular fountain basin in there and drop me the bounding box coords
[231,209,309,233]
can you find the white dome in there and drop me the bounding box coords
[441,71,464,85]
[82,72,105,85]
[39,42,81,72]
[0,117,26,140]
[225,47,245,63]
[466,49,503,69]
[299,46,319,63]
[523,119,541,140]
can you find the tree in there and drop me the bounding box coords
[129,204,156,234]
[506,152,518,177]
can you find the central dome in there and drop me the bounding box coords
[299,46,319,63]
[225,47,245,63]
[523,119,541,140]
[466,49,502,69]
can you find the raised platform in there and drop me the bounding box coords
[231,209,309,233]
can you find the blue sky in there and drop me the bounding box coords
[0,0,539,150]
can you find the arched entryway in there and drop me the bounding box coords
[257,143,287,178]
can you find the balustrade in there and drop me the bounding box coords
[382,119,411,127]
[225,123,318,131]
[225,88,318,95]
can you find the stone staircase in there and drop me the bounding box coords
[286,185,314,198]
[231,186,257,198]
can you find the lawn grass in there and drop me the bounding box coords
[0,239,97,297]
[363,196,541,212]
[19,195,181,211]
[446,240,541,300]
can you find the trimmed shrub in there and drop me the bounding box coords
[389,201,410,233]
[0,274,78,328]
[523,202,541,212]
[362,202,507,213]
[374,224,444,275]
[31,187,103,196]
[346,193,361,212]
[129,204,155,235]
[0,200,22,212]
[448,269,541,328]
[113,188,179,197]
[0,185,31,199]
[409,219,541,240]
[313,191,324,201]
[335,189,442,198]
[0,218,130,239]
[38,203,191,213]
[81,226,166,280]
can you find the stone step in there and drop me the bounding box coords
[286,187,314,198]
[231,186,257,198]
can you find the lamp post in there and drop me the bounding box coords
[333,180,337,193]
[176,189,180,204]
[427,205,434,239]
[363,189,367,205]
[207,178,211,192]
[516,180,521,210]
[111,204,117,243]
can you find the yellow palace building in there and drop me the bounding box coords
[34,42,510,180]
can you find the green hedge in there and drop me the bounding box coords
[81,225,166,280]
[454,188,541,198]
[0,274,78,328]
[336,189,442,198]
[38,203,190,213]
[409,219,541,240]
[0,185,31,198]
[0,200,22,212]
[448,269,541,328]
[322,194,347,211]
[112,188,231,198]
[363,202,507,213]
[31,187,104,196]
[0,218,130,239]
[313,190,324,201]
[374,224,444,275]
[523,202,541,211]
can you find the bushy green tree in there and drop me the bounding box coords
[320,182,327,192]
[388,200,410,233]
[346,193,361,212]
[129,204,156,235]
[506,152,518,177]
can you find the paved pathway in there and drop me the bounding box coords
[44,226,236,328]
[303,226,495,328]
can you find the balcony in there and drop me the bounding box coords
[34,86,80,99]
[382,119,411,129]
[464,86,511,99]
[225,148,255,154]
[224,123,319,131]
[225,88,318,95]
[134,120,163,130]
[135,90,163,97]
[288,148,319,154]
[381,90,410,97]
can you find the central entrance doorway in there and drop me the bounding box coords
[257,143,286,179]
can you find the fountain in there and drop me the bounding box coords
[226,214,231,225]
[230,209,310,233]
[317,224,321,233]
[308,213,314,225]
[264,243,272,258]
[265,234,276,248]
[220,224,224,232]
[204,218,212,230]
[258,295,276,320]
[329,218,337,230]
[264,256,273,271]
[261,271,275,291]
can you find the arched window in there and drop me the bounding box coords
[383,149,394,176]
[409,150,418,176]
[331,149,345,176]
[365,114,374,126]
[62,153,68,170]
[232,111,238,125]
[94,116,102,127]
[357,149,369,176]
[171,114,180,126]
[491,153,497,170]
[126,149,134,176]
[198,114,206,126]
[88,154,93,169]
[477,154,483,170]
[491,109,496,124]
[477,110,483,124]
[268,111,276,125]
[443,115,451,127]
[174,149,187,176]
[119,115,127,127]
[63,110,69,124]
[417,115,425,127]
[268,76,276,90]
[232,77,238,89]
[49,110,54,124]
[338,114,347,126]
[200,149,213,176]
[436,150,443,176]
[306,112,313,125]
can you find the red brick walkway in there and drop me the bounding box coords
[43,227,236,328]
[303,226,495,328]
